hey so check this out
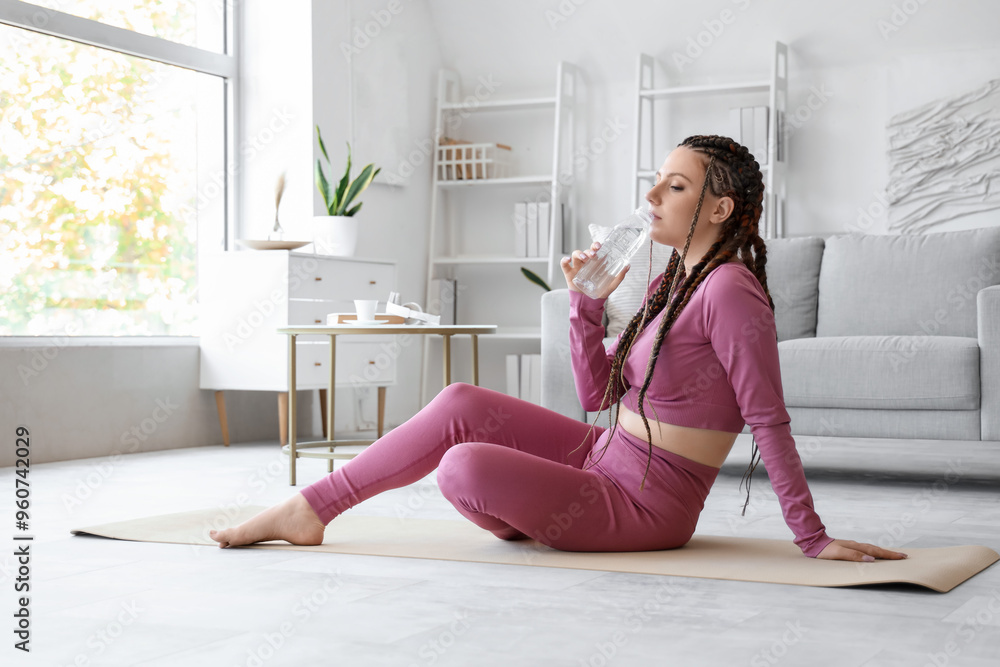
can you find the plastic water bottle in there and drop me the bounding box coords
[572,206,653,298]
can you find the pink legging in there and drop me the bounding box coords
[299,382,720,552]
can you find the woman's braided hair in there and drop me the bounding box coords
[566,134,773,515]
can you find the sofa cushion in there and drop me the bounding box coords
[761,236,825,342]
[779,335,981,410]
[816,226,1000,338]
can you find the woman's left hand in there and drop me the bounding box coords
[816,538,908,562]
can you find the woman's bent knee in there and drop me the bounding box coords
[434,381,479,405]
[436,442,487,500]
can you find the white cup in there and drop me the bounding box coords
[354,299,378,322]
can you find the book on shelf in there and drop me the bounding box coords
[753,105,768,166]
[506,354,519,397]
[560,202,574,254]
[513,202,527,257]
[506,353,542,403]
[529,353,541,403]
[730,105,769,166]
[740,107,754,157]
[526,202,538,257]
[513,200,554,258]
[519,353,531,401]
[537,201,550,256]
[429,278,457,325]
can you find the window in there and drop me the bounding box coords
[0,0,236,336]
[27,0,225,52]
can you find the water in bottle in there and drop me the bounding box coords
[573,206,654,298]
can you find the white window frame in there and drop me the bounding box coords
[0,0,240,346]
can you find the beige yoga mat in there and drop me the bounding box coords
[71,505,998,593]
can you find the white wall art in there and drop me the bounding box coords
[886,78,1000,234]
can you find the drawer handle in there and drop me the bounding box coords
[314,319,321,323]
[315,277,322,281]
[368,360,375,365]
[369,280,376,285]
[314,362,322,367]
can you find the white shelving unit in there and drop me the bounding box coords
[420,62,583,406]
[632,41,788,239]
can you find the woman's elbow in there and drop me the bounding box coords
[579,392,622,413]
[577,389,608,413]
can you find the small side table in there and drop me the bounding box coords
[277,322,497,485]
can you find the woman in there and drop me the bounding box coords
[211,135,906,563]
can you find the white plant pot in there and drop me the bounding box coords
[310,215,358,256]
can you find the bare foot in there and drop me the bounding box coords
[209,492,325,548]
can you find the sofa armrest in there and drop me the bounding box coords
[541,289,586,422]
[979,285,1000,440]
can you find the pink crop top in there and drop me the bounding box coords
[568,262,835,558]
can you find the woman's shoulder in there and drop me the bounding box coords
[700,261,769,306]
[701,259,750,286]
[650,261,762,301]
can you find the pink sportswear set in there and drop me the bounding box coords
[301,262,836,557]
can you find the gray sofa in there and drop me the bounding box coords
[541,226,1000,472]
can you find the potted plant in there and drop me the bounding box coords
[311,125,381,256]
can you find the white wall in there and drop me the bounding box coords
[310,0,445,428]
[0,342,320,467]
[223,0,447,444]
[239,1,315,241]
[414,0,1000,237]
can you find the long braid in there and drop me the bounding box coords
[566,135,772,515]
[631,154,716,489]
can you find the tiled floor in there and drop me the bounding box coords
[3,435,999,666]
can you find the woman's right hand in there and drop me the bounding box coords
[560,241,631,298]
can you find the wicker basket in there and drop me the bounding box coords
[437,138,512,181]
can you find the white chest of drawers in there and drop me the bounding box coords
[198,251,397,444]
[199,251,397,390]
